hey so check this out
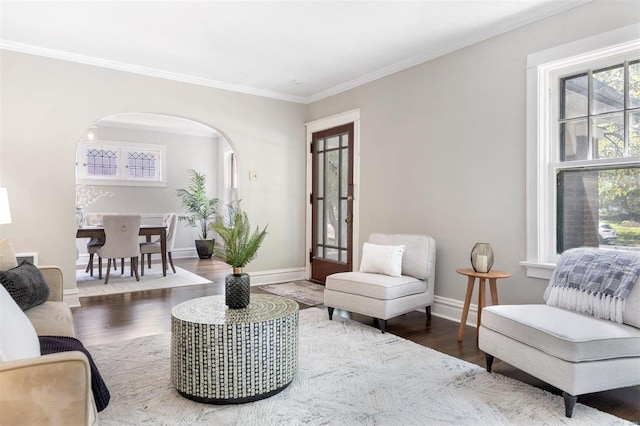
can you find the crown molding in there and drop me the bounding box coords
[0,40,307,104]
[0,0,591,106]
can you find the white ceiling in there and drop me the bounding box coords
[0,0,589,104]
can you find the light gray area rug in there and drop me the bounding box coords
[76,264,211,297]
[89,308,630,425]
[260,280,324,306]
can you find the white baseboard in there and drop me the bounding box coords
[430,295,478,327]
[64,288,81,308]
[248,267,306,286]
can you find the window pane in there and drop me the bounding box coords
[592,113,624,159]
[561,74,588,119]
[127,151,157,178]
[557,166,640,252]
[629,111,640,157]
[560,119,588,161]
[630,61,640,108]
[592,65,624,114]
[325,136,340,150]
[86,149,117,176]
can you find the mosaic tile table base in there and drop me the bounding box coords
[171,294,299,404]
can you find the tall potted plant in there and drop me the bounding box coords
[209,201,267,309]
[176,169,219,259]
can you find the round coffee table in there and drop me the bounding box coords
[171,294,299,404]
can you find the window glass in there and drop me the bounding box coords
[561,74,588,119]
[557,60,640,253]
[592,65,624,115]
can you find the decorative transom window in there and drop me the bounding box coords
[77,142,165,186]
[524,25,640,279]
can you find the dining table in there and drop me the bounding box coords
[76,225,168,276]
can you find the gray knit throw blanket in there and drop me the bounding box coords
[544,247,640,323]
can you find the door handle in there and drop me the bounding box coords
[345,215,352,224]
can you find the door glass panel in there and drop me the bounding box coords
[340,199,348,248]
[340,147,348,197]
[326,136,340,150]
[317,152,324,195]
[592,65,624,115]
[341,133,349,148]
[592,113,624,159]
[316,244,324,258]
[325,248,339,261]
[316,199,324,245]
[325,150,339,250]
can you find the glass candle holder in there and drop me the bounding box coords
[471,243,494,273]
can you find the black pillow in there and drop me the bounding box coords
[0,260,49,310]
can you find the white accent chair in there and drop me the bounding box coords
[95,215,141,284]
[140,213,178,275]
[324,233,436,333]
[479,264,640,417]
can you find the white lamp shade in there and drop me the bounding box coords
[0,188,12,225]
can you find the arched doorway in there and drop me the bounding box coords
[74,112,237,272]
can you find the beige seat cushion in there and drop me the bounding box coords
[25,301,77,338]
[482,304,640,362]
[326,272,426,300]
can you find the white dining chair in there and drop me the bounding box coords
[140,213,178,276]
[96,214,142,284]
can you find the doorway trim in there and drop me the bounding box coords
[305,109,361,280]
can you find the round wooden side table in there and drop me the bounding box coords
[455,267,511,342]
[171,294,299,404]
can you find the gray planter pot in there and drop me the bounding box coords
[225,272,250,309]
[195,239,214,259]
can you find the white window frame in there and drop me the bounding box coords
[522,25,640,280]
[77,140,167,187]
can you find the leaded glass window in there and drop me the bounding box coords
[86,149,118,176]
[127,151,157,178]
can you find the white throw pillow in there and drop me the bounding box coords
[0,285,40,361]
[359,242,406,277]
[0,239,18,271]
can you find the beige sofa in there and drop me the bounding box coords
[0,266,97,426]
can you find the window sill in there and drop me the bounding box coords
[519,261,556,280]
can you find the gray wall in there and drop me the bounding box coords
[306,0,640,307]
[0,51,307,293]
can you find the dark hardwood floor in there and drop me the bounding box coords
[72,258,640,423]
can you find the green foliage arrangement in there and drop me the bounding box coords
[176,169,219,240]
[209,201,267,269]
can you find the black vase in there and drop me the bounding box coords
[195,239,214,259]
[225,272,250,309]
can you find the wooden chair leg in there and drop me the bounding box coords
[168,252,176,273]
[140,254,145,276]
[147,253,151,269]
[121,258,125,275]
[85,253,93,274]
[133,257,140,281]
[104,258,112,284]
[98,257,103,279]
